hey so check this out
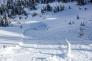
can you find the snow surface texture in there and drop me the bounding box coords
[0,2,92,61]
[0,41,92,61]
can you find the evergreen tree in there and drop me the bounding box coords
[0,16,11,27]
[62,0,68,3]
[90,0,92,3]
[53,7,58,13]
[59,4,64,11]
[46,4,52,11]
[77,0,85,5]
[0,7,3,15]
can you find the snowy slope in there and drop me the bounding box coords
[0,1,92,61]
[0,2,92,44]
[18,2,92,43]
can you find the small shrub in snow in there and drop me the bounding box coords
[19,16,22,19]
[41,4,52,12]
[25,16,28,19]
[79,31,84,38]
[32,12,38,17]
[41,8,46,14]
[3,45,6,48]
[29,5,37,10]
[23,11,28,17]
[84,8,87,11]
[80,27,84,32]
[68,6,71,9]
[72,21,75,24]
[41,4,53,13]
[20,25,23,29]
[79,7,82,10]
[79,24,85,38]
[76,15,80,20]
[69,21,75,25]
[89,20,92,21]
[53,5,64,13]
[69,21,72,25]
[80,22,85,26]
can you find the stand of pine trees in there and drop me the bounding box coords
[41,3,64,13]
[0,0,92,27]
[77,0,85,5]
[0,0,37,26]
[0,0,37,17]
[91,0,92,3]
[76,0,92,5]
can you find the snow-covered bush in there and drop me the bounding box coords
[84,7,87,11]
[79,22,86,38]
[0,16,11,27]
[46,4,52,11]
[53,4,64,13]
[68,21,75,25]
[41,4,52,13]
[76,15,80,20]
[68,6,71,9]
[41,8,46,14]
[80,22,85,26]
[79,32,84,38]
[79,27,85,38]
[31,12,38,17]
[79,7,82,10]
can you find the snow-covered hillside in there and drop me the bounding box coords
[0,1,92,61]
[0,2,92,43]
